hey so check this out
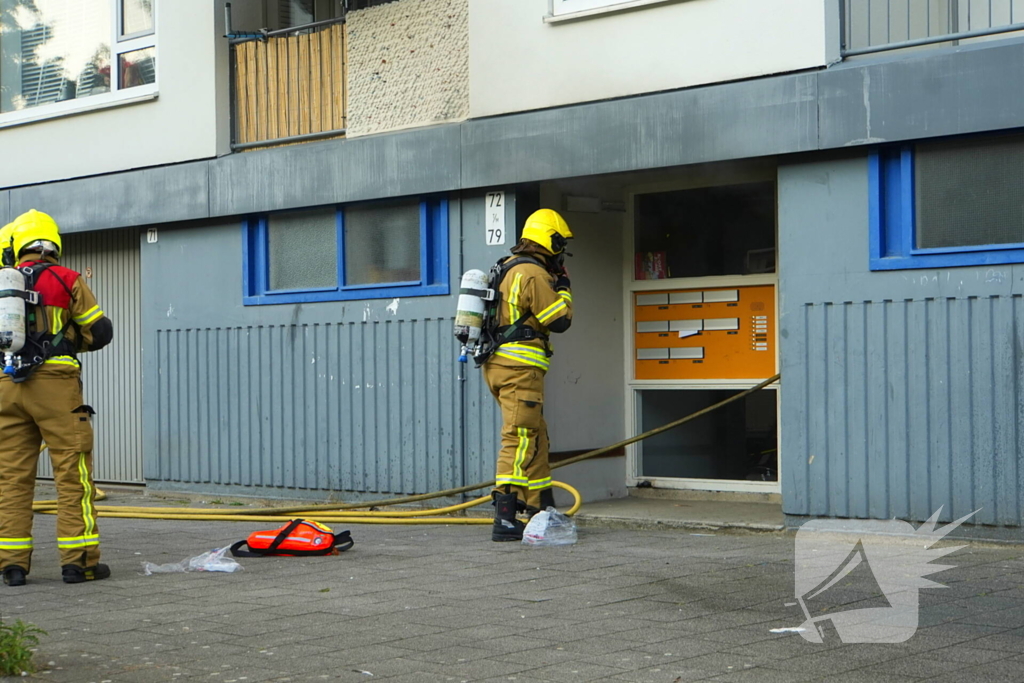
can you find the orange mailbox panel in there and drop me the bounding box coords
[634,285,775,381]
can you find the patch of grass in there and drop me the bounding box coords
[229,502,245,506]
[0,617,47,676]
[210,499,225,505]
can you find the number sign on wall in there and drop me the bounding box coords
[486,191,506,246]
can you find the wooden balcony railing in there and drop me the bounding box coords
[230,20,347,150]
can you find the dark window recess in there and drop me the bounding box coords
[915,135,1024,249]
[634,182,776,280]
[638,389,777,481]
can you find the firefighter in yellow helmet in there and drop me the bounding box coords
[0,210,113,587]
[484,209,574,541]
[0,221,16,267]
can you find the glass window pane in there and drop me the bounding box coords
[120,0,153,36]
[118,46,154,88]
[268,208,338,291]
[279,0,314,28]
[0,0,111,114]
[633,183,776,280]
[916,135,1024,249]
[344,201,421,286]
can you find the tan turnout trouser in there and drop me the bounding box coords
[484,361,553,510]
[0,370,99,572]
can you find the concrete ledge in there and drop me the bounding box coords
[577,495,785,531]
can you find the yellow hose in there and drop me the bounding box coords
[32,481,583,524]
[29,373,779,526]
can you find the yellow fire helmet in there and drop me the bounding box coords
[11,209,61,260]
[521,208,573,255]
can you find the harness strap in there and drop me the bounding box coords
[228,540,263,558]
[0,289,38,303]
[473,256,553,366]
[10,263,78,383]
[268,519,305,552]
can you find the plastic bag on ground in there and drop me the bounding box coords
[142,546,243,575]
[522,507,577,546]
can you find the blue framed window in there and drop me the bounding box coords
[243,196,449,305]
[870,134,1024,270]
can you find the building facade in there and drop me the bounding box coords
[3,0,1024,537]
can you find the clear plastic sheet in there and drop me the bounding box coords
[142,547,242,575]
[522,508,578,546]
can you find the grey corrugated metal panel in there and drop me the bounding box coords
[461,73,818,188]
[778,158,1024,529]
[208,126,463,217]
[152,319,463,494]
[786,297,1024,527]
[461,362,500,492]
[0,190,9,224]
[992,296,1021,526]
[9,163,211,234]
[38,229,144,483]
[779,303,809,516]
[818,39,1024,148]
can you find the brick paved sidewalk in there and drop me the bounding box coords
[3,512,1024,682]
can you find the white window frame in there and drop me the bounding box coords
[546,0,683,23]
[0,0,157,128]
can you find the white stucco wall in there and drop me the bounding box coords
[469,0,835,118]
[346,0,470,137]
[0,0,225,189]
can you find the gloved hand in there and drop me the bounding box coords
[554,274,571,292]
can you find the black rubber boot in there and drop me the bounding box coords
[538,488,556,511]
[2,565,27,587]
[492,492,525,542]
[62,563,111,584]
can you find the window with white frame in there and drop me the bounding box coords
[0,0,155,115]
[550,0,663,17]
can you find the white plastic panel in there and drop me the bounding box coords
[637,321,670,333]
[637,293,669,306]
[703,289,740,303]
[669,291,703,304]
[704,318,740,330]
[669,320,704,332]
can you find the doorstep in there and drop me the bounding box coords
[573,487,785,532]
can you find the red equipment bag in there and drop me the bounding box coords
[229,519,354,557]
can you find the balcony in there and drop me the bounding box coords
[842,0,1024,56]
[230,19,347,151]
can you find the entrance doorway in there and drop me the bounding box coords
[626,178,779,492]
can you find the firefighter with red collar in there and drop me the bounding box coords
[0,210,114,587]
[486,209,574,542]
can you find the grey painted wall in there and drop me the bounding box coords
[14,37,1024,235]
[538,180,626,456]
[460,73,818,186]
[209,126,463,217]
[778,155,1024,527]
[140,192,512,498]
[1,190,8,225]
[819,38,1024,148]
